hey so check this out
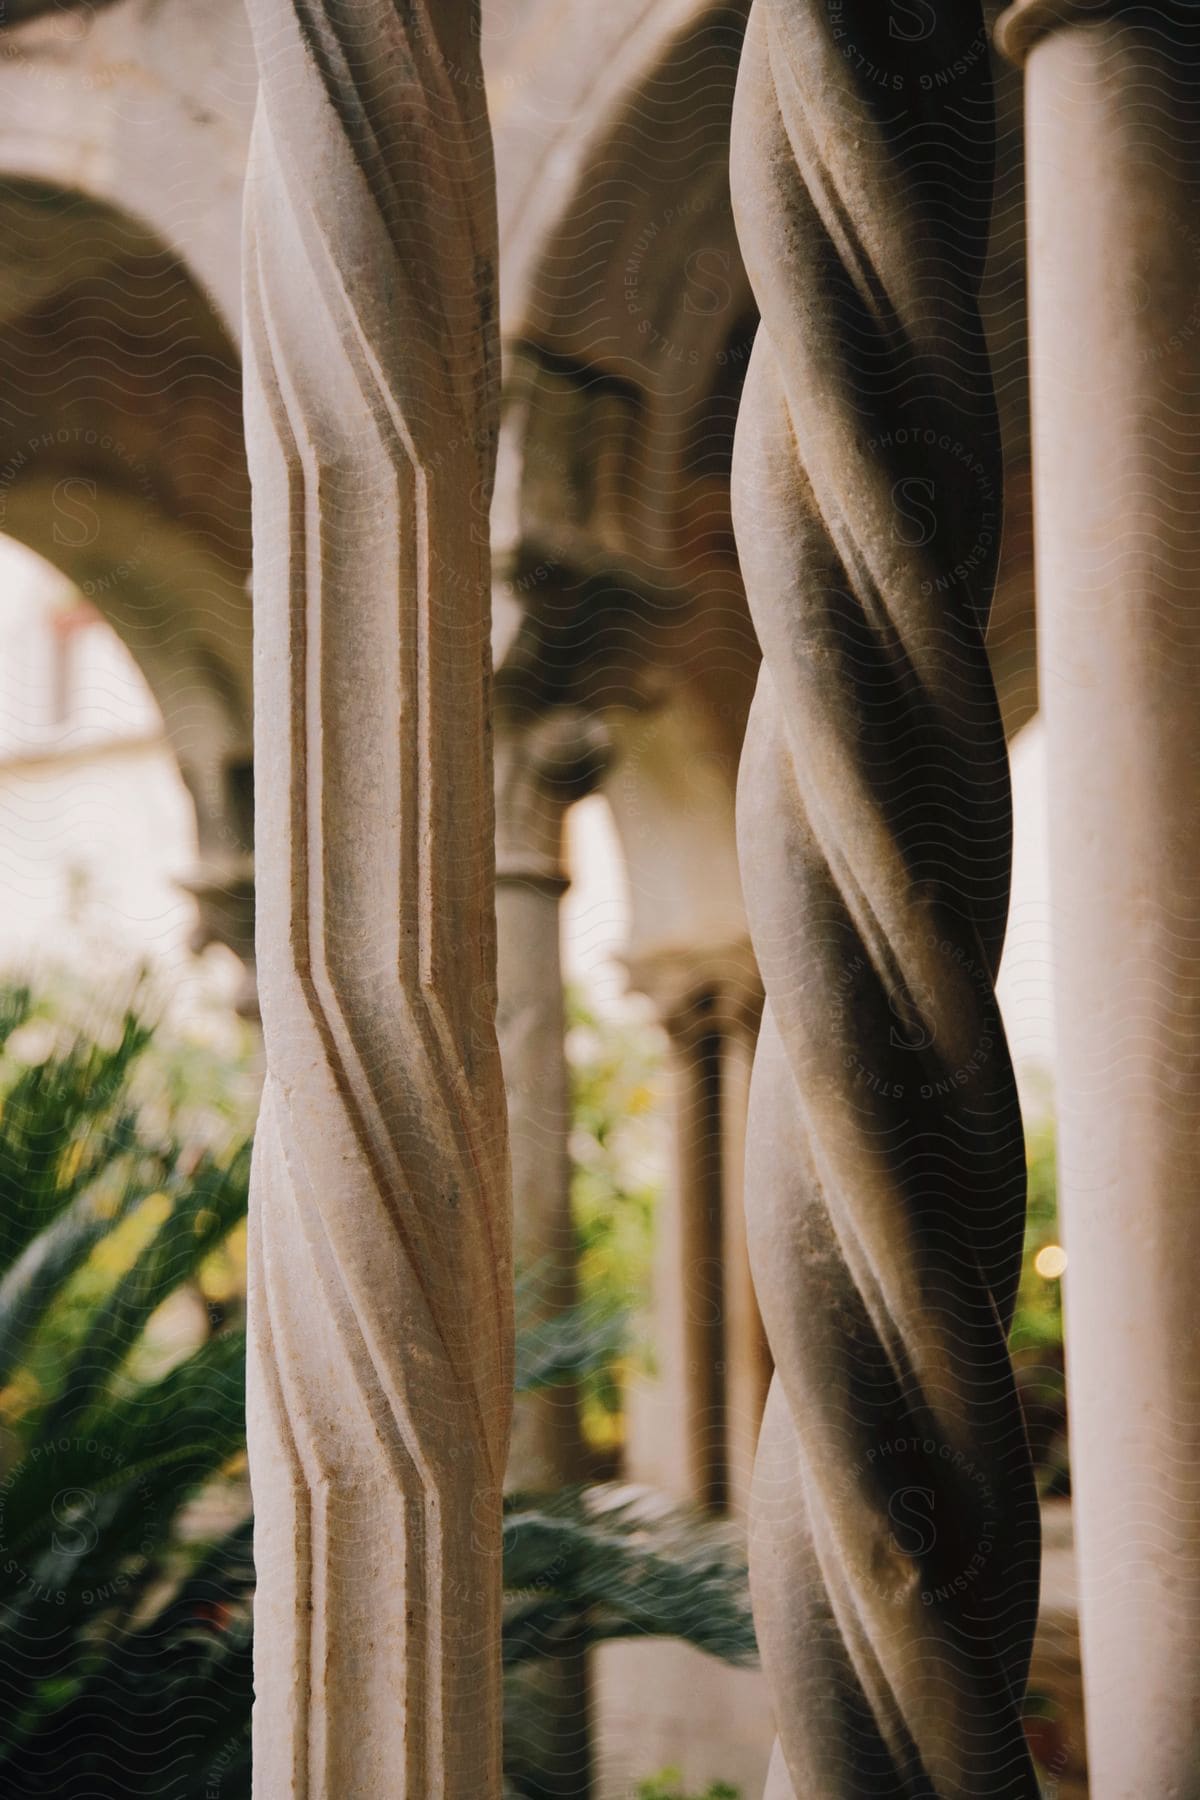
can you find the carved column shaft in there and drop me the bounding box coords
[730,5,1039,1794]
[243,5,509,1795]
[1000,5,1200,1793]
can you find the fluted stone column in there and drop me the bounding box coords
[998,6,1200,1794]
[242,6,509,1796]
[730,6,1040,1794]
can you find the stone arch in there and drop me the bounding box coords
[486,3,771,1543]
[0,0,254,336]
[490,0,760,971]
[0,176,255,997]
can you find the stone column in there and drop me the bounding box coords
[665,990,730,1513]
[664,975,770,1518]
[496,707,609,1495]
[623,948,766,1520]
[998,6,1200,1794]
[494,704,608,1800]
[242,5,510,1796]
[718,1009,772,1519]
[730,5,1040,1794]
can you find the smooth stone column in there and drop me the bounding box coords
[999,6,1200,1793]
[622,947,765,1518]
[496,706,609,1495]
[495,705,608,1800]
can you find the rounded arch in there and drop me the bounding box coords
[0,177,254,994]
[489,0,760,980]
[0,0,254,335]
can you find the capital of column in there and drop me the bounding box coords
[997,0,1155,64]
[625,939,762,1050]
[179,851,257,1013]
[494,706,611,890]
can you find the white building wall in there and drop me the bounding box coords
[0,533,241,1016]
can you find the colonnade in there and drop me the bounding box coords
[242,3,1200,1796]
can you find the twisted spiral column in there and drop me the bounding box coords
[729,7,1041,1794]
[243,6,509,1796]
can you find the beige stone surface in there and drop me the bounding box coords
[729,4,1039,1792]
[594,1638,774,1799]
[0,2,1173,1794]
[1009,3,1200,1794]
[594,1501,1089,1800]
[242,2,510,1794]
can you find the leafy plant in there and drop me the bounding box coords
[1011,1111,1070,1495]
[566,989,665,1457]
[0,983,755,1797]
[636,1770,740,1800]
[0,983,253,1798]
[1011,1113,1064,1353]
[503,1484,756,1673]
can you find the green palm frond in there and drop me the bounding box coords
[0,1007,155,1276]
[0,983,755,1798]
[514,1280,628,1398]
[39,1145,250,1434]
[0,1171,148,1389]
[0,986,252,1795]
[502,1485,757,1668]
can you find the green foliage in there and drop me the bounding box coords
[501,1485,755,1800]
[1011,1113,1064,1352]
[0,983,253,1798]
[566,989,664,1453]
[514,1276,630,1402]
[1010,1110,1070,1495]
[0,982,754,1797]
[0,974,1073,1793]
[636,1770,740,1800]
[502,1485,756,1671]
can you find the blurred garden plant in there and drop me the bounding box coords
[565,988,664,1463]
[636,1774,740,1800]
[0,978,1069,1793]
[0,982,755,1798]
[0,981,255,1797]
[1010,1111,1070,1495]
